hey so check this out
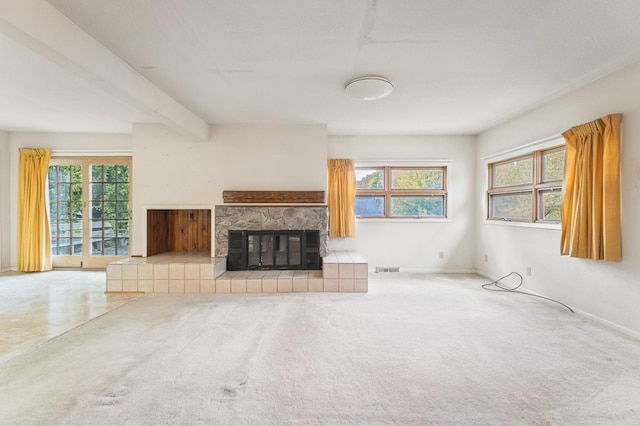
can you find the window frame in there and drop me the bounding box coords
[355,166,448,219]
[487,146,564,223]
[48,156,132,269]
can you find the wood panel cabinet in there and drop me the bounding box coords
[147,209,210,256]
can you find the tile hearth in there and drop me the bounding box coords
[106,251,368,294]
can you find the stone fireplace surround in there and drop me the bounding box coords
[214,205,329,258]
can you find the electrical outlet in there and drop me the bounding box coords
[484,254,488,262]
[526,266,532,276]
[439,251,444,259]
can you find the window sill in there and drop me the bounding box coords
[484,220,560,230]
[356,218,451,224]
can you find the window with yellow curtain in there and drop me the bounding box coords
[561,113,622,261]
[327,159,355,237]
[18,148,52,271]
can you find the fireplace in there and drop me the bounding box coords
[215,206,329,260]
[227,230,321,271]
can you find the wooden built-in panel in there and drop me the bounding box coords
[223,190,325,204]
[147,209,211,256]
[147,210,171,256]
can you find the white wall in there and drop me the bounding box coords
[328,135,476,272]
[132,123,328,256]
[0,131,10,271]
[476,60,640,336]
[8,132,132,269]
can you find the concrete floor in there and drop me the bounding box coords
[0,270,140,364]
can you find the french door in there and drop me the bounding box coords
[48,157,132,269]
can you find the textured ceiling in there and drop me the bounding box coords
[3,0,640,135]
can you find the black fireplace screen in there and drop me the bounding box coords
[227,230,321,270]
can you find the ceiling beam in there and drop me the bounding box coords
[0,0,209,141]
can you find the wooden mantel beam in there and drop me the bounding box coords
[223,191,325,204]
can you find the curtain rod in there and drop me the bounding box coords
[355,159,452,165]
[51,149,132,157]
[480,134,563,161]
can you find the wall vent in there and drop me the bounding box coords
[375,266,400,273]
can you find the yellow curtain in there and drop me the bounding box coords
[561,114,622,261]
[327,159,355,237]
[18,148,53,271]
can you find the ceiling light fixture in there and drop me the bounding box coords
[344,76,394,100]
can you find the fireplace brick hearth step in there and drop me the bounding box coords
[106,250,368,294]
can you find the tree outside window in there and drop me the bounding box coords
[355,166,447,218]
[487,146,564,222]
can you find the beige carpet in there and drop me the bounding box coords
[2,273,640,425]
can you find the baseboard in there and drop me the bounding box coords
[370,268,477,274]
[474,270,640,341]
[475,270,521,284]
[0,266,14,273]
[571,308,640,341]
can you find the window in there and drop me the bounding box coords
[48,157,131,268]
[487,146,564,222]
[355,166,447,218]
[48,163,83,256]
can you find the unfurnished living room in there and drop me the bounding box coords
[2,1,640,425]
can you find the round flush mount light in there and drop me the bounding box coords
[344,76,394,100]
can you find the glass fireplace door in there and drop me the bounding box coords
[228,230,320,271]
[247,234,274,268]
[246,232,302,269]
[284,234,301,268]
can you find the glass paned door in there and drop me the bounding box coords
[49,164,83,255]
[49,157,131,269]
[90,164,130,256]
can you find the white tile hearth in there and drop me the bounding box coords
[106,251,368,294]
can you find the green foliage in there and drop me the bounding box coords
[392,170,442,189]
[543,192,562,220]
[492,194,532,219]
[90,165,130,221]
[543,151,565,181]
[356,169,383,189]
[391,197,443,217]
[48,163,131,256]
[491,150,565,221]
[48,165,83,218]
[494,158,533,187]
[355,167,446,217]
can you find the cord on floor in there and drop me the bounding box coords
[482,272,574,313]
